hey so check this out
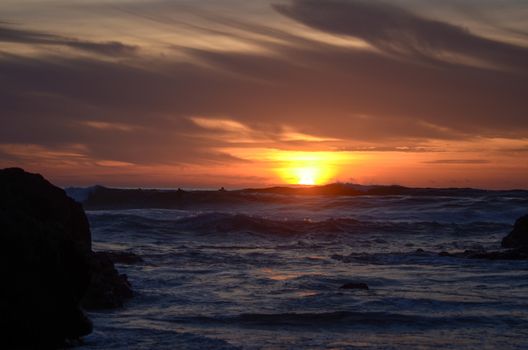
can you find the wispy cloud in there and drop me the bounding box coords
[189,116,252,133]
[81,121,139,132]
[0,24,138,57]
[423,159,491,164]
[189,116,340,145]
[275,0,528,72]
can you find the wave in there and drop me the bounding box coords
[89,212,359,235]
[169,310,527,329]
[87,211,512,238]
[82,327,241,350]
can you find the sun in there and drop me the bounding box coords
[218,148,357,186]
[267,151,347,186]
[297,167,317,185]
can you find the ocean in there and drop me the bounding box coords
[75,189,528,349]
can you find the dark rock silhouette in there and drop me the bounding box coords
[502,214,528,248]
[82,252,134,309]
[0,168,132,348]
[438,214,528,261]
[0,168,93,347]
[340,282,369,290]
[439,248,528,260]
[100,250,144,265]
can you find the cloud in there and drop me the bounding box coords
[504,147,528,152]
[279,128,339,142]
[336,146,440,153]
[81,121,139,132]
[183,44,528,139]
[274,0,528,72]
[0,24,138,57]
[189,116,252,133]
[1,37,527,168]
[65,41,138,57]
[0,2,527,186]
[94,160,135,167]
[189,116,339,145]
[423,159,491,164]
[0,143,88,163]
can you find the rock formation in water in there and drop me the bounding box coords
[439,248,528,260]
[502,214,528,248]
[438,214,528,260]
[0,168,132,348]
[340,282,369,290]
[82,251,134,309]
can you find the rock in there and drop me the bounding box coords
[469,248,528,260]
[100,250,144,265]
[436,215,528,261]
[82,252,134,309]
[439,248,528,260]
[502,214,528,248]
[340,282,369,290]
[0,168,93,348]
[0,168,134,348]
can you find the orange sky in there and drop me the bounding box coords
[1,0,527,189]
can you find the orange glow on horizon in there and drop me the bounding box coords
[270,151,350,185]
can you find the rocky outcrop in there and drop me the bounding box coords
[82,252,134,309]
[502,214,528,248]
[0,168,93,347]
[438,214,528,261]
[0,168,132,348]
[340,282,369,290]
[101,250,144,265]
[439,248,528,260]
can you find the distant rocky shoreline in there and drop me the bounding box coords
[67,183,528,210]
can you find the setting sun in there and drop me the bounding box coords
[267,151,352,186]
[296,167,317,185]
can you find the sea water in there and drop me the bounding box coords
[79,193,528,349]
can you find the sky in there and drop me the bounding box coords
[1,0,527,189]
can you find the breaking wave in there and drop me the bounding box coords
[88,211,511,238]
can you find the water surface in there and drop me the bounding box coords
[80,193,528,349]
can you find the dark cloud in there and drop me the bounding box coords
[274,0,528,72]
[0,24,59,43]
[496,146,528,154]
[0,24,138,56]
[1,34,527,166]
[423,159,491,164]
[64,41,138,57]
[185,43,527,138]
[336,146,441,153]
